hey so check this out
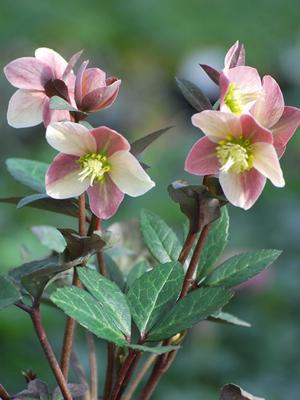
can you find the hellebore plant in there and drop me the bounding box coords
[0,42,299,400]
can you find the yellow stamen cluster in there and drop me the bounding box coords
[77,153,110,185]
[224,82,260,115]
[216,135,254,174]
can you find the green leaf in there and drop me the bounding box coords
[140,209,181,263]
[31,225,67,253]
[204,249,282,288]
[49,95,78,112]
[104,254,125,290]
[127,261,184,336]
[78,268,131,337]
[175,77,212,112]
[0,275,21,310]
[148,287,233,341]
[128,344,180,354]
[209,311,251,328]
[6,158,49,193]
[126,260,148,288]
[51,286,127,345]
[130,127,173,158]
[197,207,229,279]
[0,196,80,218]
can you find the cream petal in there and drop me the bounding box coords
[109,151,155,196]
[35,48,68,79]
[46,154,90,198]
[192,110,242,142]
[46,121,96,156]
[7,89,46,128]
[91,126,130,156]
[252,143,285,187]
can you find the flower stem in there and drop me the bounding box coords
[86,331,98,400]
[0,384,10,400]
[104,343,115,400]
[178,230,197,265]
[110,351,140,400]
[60,193,86,378]
[30,307,72,400]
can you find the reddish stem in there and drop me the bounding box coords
[104,343,115,400]
[178,230,197,265]
[110,351,140,400]
[0,384,10,400]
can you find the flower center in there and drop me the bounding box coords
[77,153,110,185]
[224,82,260,115]
[216,135,254,174]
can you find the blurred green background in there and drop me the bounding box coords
[1,0,300,398]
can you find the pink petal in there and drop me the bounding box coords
[184,137,219,175]
[81,79,121,112]
[7,89,47,128]
[91,126,130,156]
[192,110,242,142]
[87,176,124,219]
[35,48,68,79]
[46,154,89,198]
[109,151,155,196]
[42,97,71,127]
[272,106,300,158]
[75,60,89,106]
[46,122,96,156]
[252,143,285,187]
[240,114,273,144]
[4,57,53,90]
[251,75,284,128]
[225,66,262,92]
[224,40,245,69]
[82,67,106,97]
[219,169,266,210]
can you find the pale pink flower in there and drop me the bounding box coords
[74,61,121,113]
[220,69,300,157]
[185,110,285,210]
[4,48,75,128]
[45,122,155,219]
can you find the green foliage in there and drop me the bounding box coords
[140,209,181,263]
[204,250,282,288]
[127,261,184,336]
[104,254,125,290]
[6,158,49,193]
[126,260,148,287]
[148,287,233,341]
[197,207,230,279]
[78,268,131,336]
[129,343,180,354]
[31,225,67,253]
[209,311,251,328]
[0,275,21,310]
[49,96,78,111]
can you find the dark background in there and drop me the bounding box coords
[1,1,300,398]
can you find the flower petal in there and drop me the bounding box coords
[91,126,130,156]
[42,97,72,127]
[219,169,266,210]
[75,60,89,105]
[46,154,89,198]
[224,40,245,69]
[252,143,285,187]
[109,151,155,196]
[81,79,121,112]
[240,114,273,144]
[272,106,300,158]
[251,75,284,128]
[87,176,124,220]
[7,89,46,128]
[46,122,96,156]
[224,66,262,92]
[4,57,52,90]
[35,48,68,79]
[82,67,106,97]
[184,137,219,175]
[192,110,242,142]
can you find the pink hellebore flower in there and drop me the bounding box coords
[185,110,285,210]
[74,61,121,113]
[45,122,155,219]
[4,48,75,128]
[220,68,300,157]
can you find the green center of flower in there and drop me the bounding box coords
[77,153,110,185]
[216,135,254,173]
[224,83,260,115]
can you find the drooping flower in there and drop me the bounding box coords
[220,69,300,157]
[4,48,76,128]
[45,122,155,219]
[74,61,121,113]
[185,110,285,209]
